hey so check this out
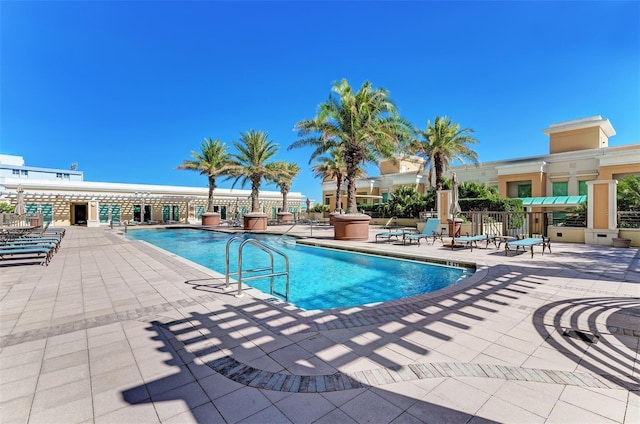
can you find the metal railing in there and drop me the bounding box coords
[466,211,550,237]
[618,211,640,229]
[0,213,43,227]
[225,236,289,301]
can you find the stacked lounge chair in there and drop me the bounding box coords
[0,224,63,266]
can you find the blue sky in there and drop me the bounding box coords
[2,1,638,203]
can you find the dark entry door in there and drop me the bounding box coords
[74,204,87,225]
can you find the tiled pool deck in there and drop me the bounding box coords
[1,224,638,423]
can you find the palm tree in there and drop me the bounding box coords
[412,116,479,190]
[229,130,280,212]
[177,137,233,212]
[271,161,300,214]
[311,148,346,212]
[312,147,368,212]
[290,79,411,214]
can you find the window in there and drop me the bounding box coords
[99,205,109,223]
[21,170,28,176]
[56,173,70,180]
[552,181,568,196]
[324,197,331,205]
[517,184,532,198]
[40,203,53,224]
[111,205,121,223]
[195,205,205,219]
[12,169,19,175]
[578,180,588,196]
[162,205,181,222]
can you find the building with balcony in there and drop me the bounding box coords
[322,116,639,211]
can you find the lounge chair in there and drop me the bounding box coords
[44,227,66,238]
[3,239,60,252]
[403,218,444,245]
[375,228,406,243]
[451,234,498,251]
[0,245,54,265]
[505,237,551,258]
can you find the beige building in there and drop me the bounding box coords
[321,116,639,245]
[0,155,305,227]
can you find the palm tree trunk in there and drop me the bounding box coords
[207,176,216,212]
[251,180,260,212]
[335,176,343,212]
[281,190,288,212]
[434,154,444,190]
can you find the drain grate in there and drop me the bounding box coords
[562,328,599,344]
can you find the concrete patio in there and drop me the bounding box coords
[1,224,638,423]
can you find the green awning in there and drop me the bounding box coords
[519,195,587,206]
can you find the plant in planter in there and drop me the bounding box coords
[289,79,412,239]
[270,161,300,223]
[177,137,233,225]
[228,130,281,230]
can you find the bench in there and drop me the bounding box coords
[505,237,551,258]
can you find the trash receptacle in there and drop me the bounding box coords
[447,218,462,237]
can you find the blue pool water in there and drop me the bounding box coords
[126,229,472,310]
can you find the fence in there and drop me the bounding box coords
[466,211,550,238]
[0,213,43,227]
[618,211,640,229]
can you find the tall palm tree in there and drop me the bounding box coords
[271,161,300,214]
[412,116,479,190]
[177,137,233,212]
[229,130,280,212]
[290,79,411,214]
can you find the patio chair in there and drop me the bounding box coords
[451,234,498,251]
[403,218,444,245]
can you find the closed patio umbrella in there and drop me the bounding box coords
[14,185,26,218]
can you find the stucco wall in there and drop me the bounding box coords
[549,127,601,153]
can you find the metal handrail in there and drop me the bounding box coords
[276,221,298,242]
[225,236,289,301]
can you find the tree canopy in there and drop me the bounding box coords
[290,79,412,213]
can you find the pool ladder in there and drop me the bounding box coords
[225,236,290,301]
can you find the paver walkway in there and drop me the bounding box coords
[1,225,638,423]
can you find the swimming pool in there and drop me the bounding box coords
[126,228,473,310]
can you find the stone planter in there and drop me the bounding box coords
[244,213,268,231]
[277,212,293,224]
[201,212,221,226]
[612,237,632,248]
[329,212,341,226]
[333,214,371,241]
